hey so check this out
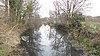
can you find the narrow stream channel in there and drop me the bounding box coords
[38,24,53,56]
[21,24,89,56]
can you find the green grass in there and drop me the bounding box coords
[83,22,100,33]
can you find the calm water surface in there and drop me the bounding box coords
[22,24,89,56]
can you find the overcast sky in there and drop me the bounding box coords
[0,0,99,17]
[39,0,100,17]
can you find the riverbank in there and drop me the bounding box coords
[54,21,100,56]
[0,15,42,56]
[0,17,24,56]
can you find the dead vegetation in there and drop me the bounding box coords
[0,16,24,56]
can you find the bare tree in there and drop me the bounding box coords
[5,0,9,16]
[53,0,90,24]
[53,0,90,56]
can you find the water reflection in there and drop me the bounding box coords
[38,25,52,56]
[21,24,88,56]
[38,24,67,56]
[39,24,88,56]
[20,29,41,56]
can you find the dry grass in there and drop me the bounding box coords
[0,16,23,56]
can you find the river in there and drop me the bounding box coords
[21,24,89,56]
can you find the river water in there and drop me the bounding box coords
[21,24,89,56]
[38,24,53,56]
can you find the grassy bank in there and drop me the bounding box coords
[0,14,42,56]
[0,17,24,56]
[54,21,100,56]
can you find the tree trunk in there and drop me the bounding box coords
[5,0,9,17]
